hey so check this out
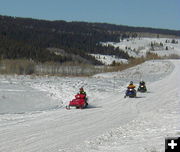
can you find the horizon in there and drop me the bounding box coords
[0,0,180,30]
[1,14,180,32]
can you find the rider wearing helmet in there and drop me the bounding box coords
[78,87,88,105]
[125,81,136,98]
[138,80,147,92]
[127,81,136,89]
[139,80,145,85]
[79,87,86,96]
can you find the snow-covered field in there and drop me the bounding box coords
[99,38,180,59]
[0,59,179,152]
[90,54,128,65]
[89,38,180,66]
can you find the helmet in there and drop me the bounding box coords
[130,81,133,85]
[142,81,145,84]
[140,80,144,84]
[80,87,84,91]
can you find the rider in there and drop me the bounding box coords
[138,80,147,91]
[79,87,86,95]
[125,81,136,98]
[78,87,88,105]
[127,81,136,89]
[139,80,145,86]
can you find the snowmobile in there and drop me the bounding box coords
[124,88,137,98]
[137,84,147,92]
[66,94,88,110]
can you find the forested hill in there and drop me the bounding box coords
[0,15,179,64]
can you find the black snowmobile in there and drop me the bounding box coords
[137,81,147,92]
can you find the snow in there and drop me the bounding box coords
[93,60,175,83]
[101,38,180,58]
[0,59,179,152]
[90,54,128,65]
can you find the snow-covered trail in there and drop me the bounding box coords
[86,60,180,152]
[0,60,179,152]
[0,89,138,152]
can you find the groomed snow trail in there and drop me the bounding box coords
[0,60,179,152]
[82,60,180,152]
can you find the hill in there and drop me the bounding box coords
[0,15,180,64]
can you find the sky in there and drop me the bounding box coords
[0,0,180,30]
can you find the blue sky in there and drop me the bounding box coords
[0,0,180,30]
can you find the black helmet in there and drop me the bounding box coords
[140,81,145,85]
[130,81,133,85]
[80,87,84,91]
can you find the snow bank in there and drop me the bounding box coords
[93,60,174,82]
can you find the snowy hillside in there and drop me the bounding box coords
[0,59,179,152]
[101,38,180,58]
[90,54,128,65]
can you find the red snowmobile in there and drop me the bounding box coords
[66,94,88,110]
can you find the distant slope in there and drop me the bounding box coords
[102,37,180,58]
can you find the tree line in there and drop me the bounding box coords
[0,15,179,64]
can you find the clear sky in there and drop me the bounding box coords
[0,0,180,30]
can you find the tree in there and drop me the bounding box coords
[111,60,116,66]
[171,39,176,44]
